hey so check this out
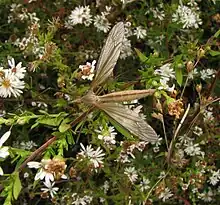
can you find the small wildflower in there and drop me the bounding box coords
[139,177,150,192]
[41,181,59,198]
[158,187,173,202]
[93,14,111,33]
[184,142,204,157]
[154,63,175,81]
[79,60,96,81]
[124,167,138,183]
[66,6,92,27]
[96,126,117,148]
[203,109,214,122]
[193,126,203,136]
[200,69,215,80]
[198,188,214,202]
[158,78,175,92]
[27,157,67,183]
[172,5,202,29]
[72,193,93,205]
[0,70,25,98]
[20,140,37,150]
[102,181,109,194]
[208,170,220,185]
[8,58,26,79]
[133,26,147,39]
[77,143,105,170]
[24,172,29,178]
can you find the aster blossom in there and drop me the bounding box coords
[27,158,67,183]
[96,125,117,148]
[158,187,173,202]
[79,60,96,81]
[124,167,138,183]
[0,69,25,98]
[93,13,111,33]
[8,58,26,79]
[77,143,105,170]
[67,6,92,27]
[41,180,59,198]
[172,5,202,29]
[133,26,147,39]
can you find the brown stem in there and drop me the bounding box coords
[18,136,57,171]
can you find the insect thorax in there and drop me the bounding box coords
[81,90,100,105]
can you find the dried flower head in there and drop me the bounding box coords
[46,157,67,180]
[168,99,184,119]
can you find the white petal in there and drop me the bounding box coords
[0,131,11,147]
[0,147,9,158]
[27,161,41,169]
[0,167,4,175]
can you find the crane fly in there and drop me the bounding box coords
[75,22,158,142]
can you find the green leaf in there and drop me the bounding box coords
[214,29,220,38]
[175,66,183,86]
[209,50,220,56]
[134,48,148,62]
[13,172,22,200]
[59,119,71,133]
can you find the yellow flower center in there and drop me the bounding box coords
[2,79,11,88]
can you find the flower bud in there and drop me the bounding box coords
[186,61,194,73]
[197,48,205,58]
[196,84,202,93]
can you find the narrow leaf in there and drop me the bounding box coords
[175,66,183,86]
[134,48,148,62]
[214,29,220,38]
[209,50,220,56]
[13,172,22,200]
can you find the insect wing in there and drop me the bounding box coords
[91,22,124,89]
[96,102,158,142]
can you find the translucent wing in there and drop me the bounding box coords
[91,22,124,89]
[96,102,158,142]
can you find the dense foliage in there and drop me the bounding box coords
[0,0,219,204]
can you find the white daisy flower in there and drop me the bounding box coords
[79,60,96,81]
[172,5,202,29]
[198,188,214,202]
[200,69,216,80]
[27,158,67,184]
[67,6,92,27]
[78,143,105,170]
[133,26,147,39]
[94,14,111,33]
[41,180,59,198]
[208,170,220,185]
[154,63,175,81]
[28,159,54,184]
[0,70,25,98]
[184,142,204,157]
[124,167,138,183]
[158,78,175,92]
[139,177,150,192]
[158,187,173,202]
[96,126,117,147]
[8,58,26,79]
